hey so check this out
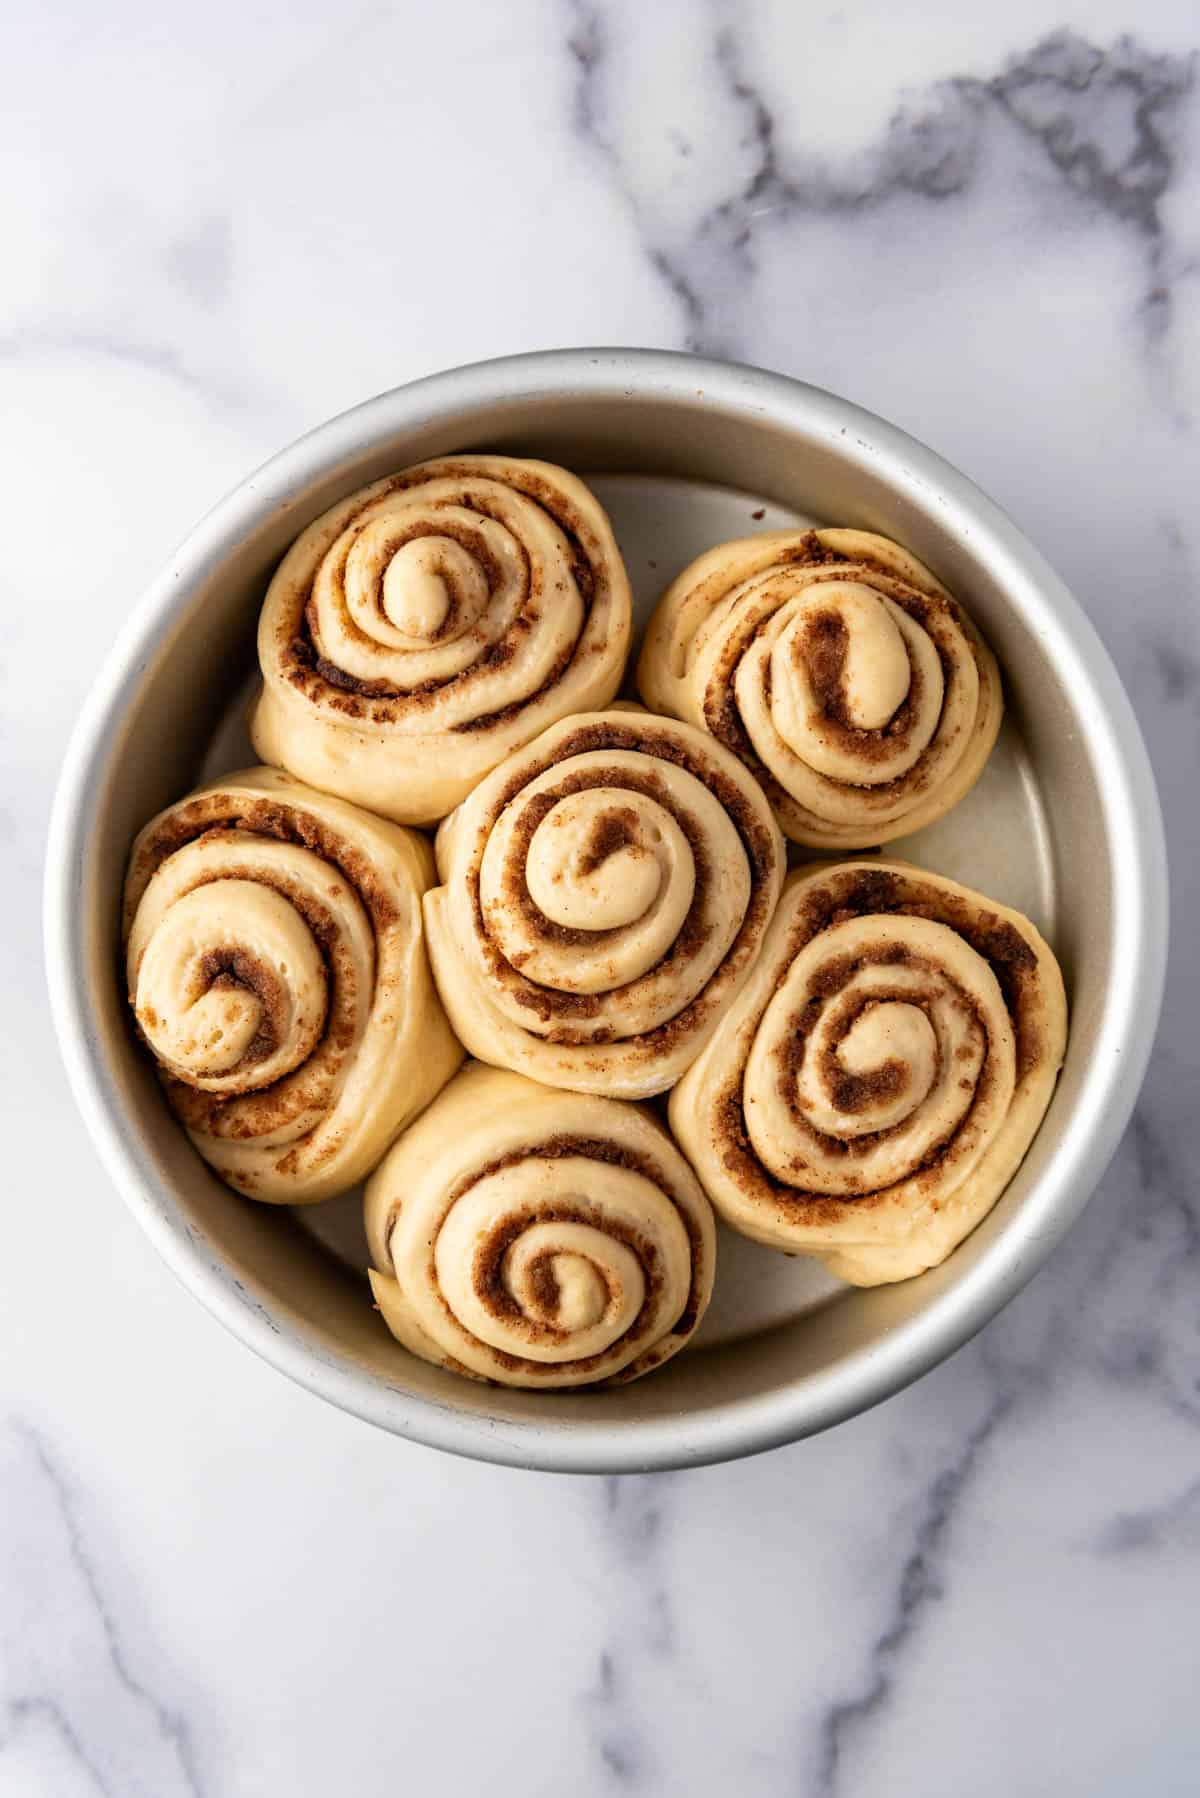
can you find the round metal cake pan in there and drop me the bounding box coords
[44,349,1168,1472]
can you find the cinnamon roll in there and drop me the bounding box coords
[669,860,1067,1284]
[251,456,632,824]
[365,1063,715,1388]
[122,767,463,1203]
[638,529,1002,848]
[422,708,786,1098]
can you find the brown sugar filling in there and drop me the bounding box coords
[525,1252,562,1317]
[792,611,922,762]
[797,610,847,707]
[189,949,286,1069]
[576,805,643,878]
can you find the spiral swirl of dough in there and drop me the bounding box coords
[423,709,785,1098]
[638,529,1003,848]
[365,1064,716,1388]
[251,456,632,824]
[123,768,463,1203]
[670,861,1067,1284]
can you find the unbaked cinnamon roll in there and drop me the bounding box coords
[670,860,1067,1284]
[638,529,1002,848]
[122,767,462,1203]
[251,456,632,824]
[365,1063,715,1388]
[423,708,786,1098]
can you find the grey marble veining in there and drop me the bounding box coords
[567,11,1194,353]
[1,1426,203,1797]
[5,1,1199,1792]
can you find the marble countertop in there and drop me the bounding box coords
[6,3,1198,1792]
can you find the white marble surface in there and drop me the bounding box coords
[6,1,1199,1791]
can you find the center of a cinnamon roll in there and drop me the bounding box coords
[815,999,938,1131]
[793,584,910,731]
[340,517,493,654]
[442,1191,647,1362]
[736,578,946,792]
[193,950,282,1063]
[524,789,666,932]
[133,878,328,1095]
[515,1246,608,1332]
[381,535,487,642]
